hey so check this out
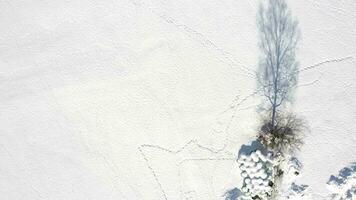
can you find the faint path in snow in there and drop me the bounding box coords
[137,54,355,199]
[138,146,168,200]
[298,56,353,73]
[177,158,236,200]
[294,55,354,89]
[130,0,257,79]
[138,140,235,200]
[129,2,355,197]
[305,0,356,27]
[296,72,323,88]
[137,87,259,199]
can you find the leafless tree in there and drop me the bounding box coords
[258,112,306,154]
[257,0,300,130]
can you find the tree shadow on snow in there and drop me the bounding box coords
[223,188,243,200]
[237,139,266,158]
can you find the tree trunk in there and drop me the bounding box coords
[271,97,277,132]
[271,65,279,132]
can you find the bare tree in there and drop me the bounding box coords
[259,112,306,154]
[257,0,300,130]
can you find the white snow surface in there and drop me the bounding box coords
[0,0,355,200]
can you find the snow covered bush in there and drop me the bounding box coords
[258,112,306,154]
[276,157,312,199]
[327,164,356,200]
[237,150,275,199]
[234,142,310,200]
[283,183,311,200]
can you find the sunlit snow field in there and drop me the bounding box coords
[0,0,355,199]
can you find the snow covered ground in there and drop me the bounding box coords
[0,0,355,199]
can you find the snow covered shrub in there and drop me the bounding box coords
[281,157,302,181]
[235,143,309,199]
[274,157,312,199]
[237,150,276,199]
[258,112,306,154]
[327,163,356,200]
[283,183,311,200]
